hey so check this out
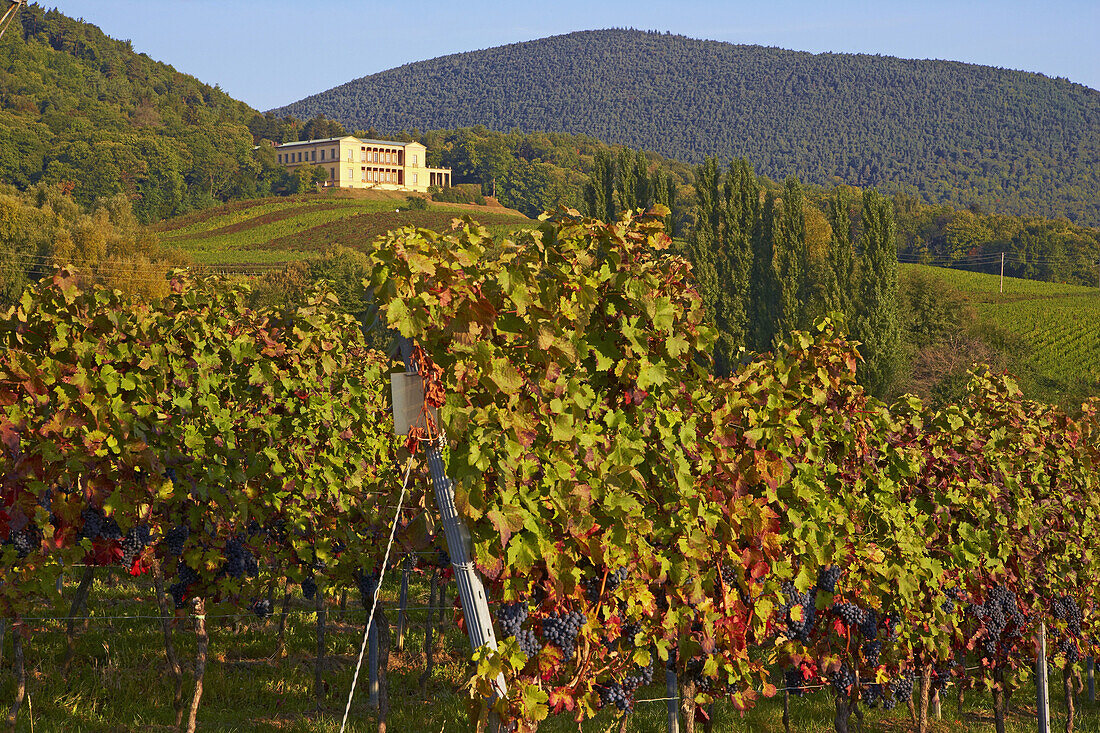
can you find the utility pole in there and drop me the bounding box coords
[1000,252,1004,294]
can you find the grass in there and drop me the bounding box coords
[7,567,1100,732]
[157,191,536,265]
[901,264,1100,396]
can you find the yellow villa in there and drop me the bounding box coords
[274,136,451,193]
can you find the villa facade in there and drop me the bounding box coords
[274,136,451,192]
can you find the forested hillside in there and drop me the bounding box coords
[274,29,1100,226]
[0,4,285,222]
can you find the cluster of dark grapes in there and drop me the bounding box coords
[784,667,807,697]
[495,603,540,658]
[941,587,964,614]
[1059,636,1081,664]
[121,525,151,564]
[859,610,878,638]
[596,662,654,712]
[498,602,527,636]
[619,622,640,648]
[830,663,856,694]
[541,611,586,662]
[861,640,883,666]
[930,661,955,693]
[5,523,41,559]
[162,525,189,555]
[817,565,842,593]
[1051,596,1084,664]
[597,682,632,712]
[435,547,450,568]
[832,602,866,628]
[889,674,914,706]
[967,585,1026,661]
[169,562,199,608]
[355,570,378,608]
[80,508,122,541]
[863,681,884,707]
[623,662,654,692]
[222,537,258,579]
[1052,596,1083,635]
[250,598,273,619]
[779,581,817,642]
[302,575,317,601]
[582,566,630,602]
[516,628,540,658]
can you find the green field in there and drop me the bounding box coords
[12,568,1097,732]
[157,191,536,265]
[901,264,1100,399]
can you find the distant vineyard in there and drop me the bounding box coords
[902,264,1100,391]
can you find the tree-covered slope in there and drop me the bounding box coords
[0,4,268,222]
[273,29,1100,226]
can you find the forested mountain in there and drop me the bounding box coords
[273,29,1100,226]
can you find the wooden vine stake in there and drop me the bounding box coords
[314,588,327,711]
[368,619,379,708]
[376,606,391,733]
[419,568,438,694]
[152,562,184,726]
[184,598,208,733]
[5,626,24,733]
[60,564,95,678]
[395,556,410,651]
[275,582,291,658]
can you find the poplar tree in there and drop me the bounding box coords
[633,149,650,210]
[823,189,856,321]
[614,148,637,213]
[650,168,675,234]
[747,190,780,352]
[682,158,721,358]
[774,175,804,341]
[711,158,759,373]
[583,149,615,221]
[852,189,901,397]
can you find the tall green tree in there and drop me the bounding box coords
[748,191,781,352]
[614,148,637,213]
[823,189,857,320]
[774,176,805,340]
[650,168,675,234]
[682,158,721,355]
[852,189,901,396]
[710,158,759,373]
[583,150,615,221]
[632,149,651,211]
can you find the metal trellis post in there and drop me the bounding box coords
[397,336,506,700]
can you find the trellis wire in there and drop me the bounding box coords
[339,454,414,733]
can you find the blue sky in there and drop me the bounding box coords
[48,1,1100,111]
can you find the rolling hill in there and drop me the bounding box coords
[273,29,1100,226]
[154,189,534,264]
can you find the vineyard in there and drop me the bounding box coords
[155,191,534,265]
[901,264,1100,393]
[3,210,1100,733]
